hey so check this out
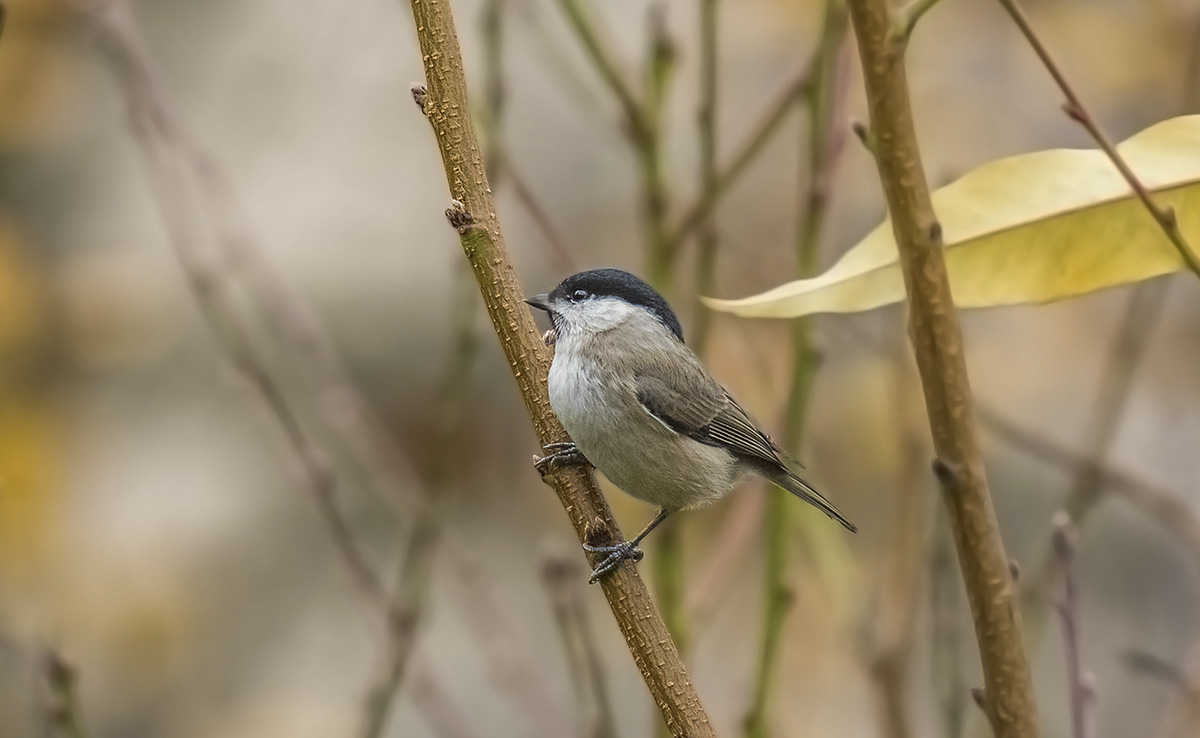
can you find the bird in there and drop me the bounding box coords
[525,268,856,583]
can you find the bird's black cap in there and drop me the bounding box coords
[550,268,684,343]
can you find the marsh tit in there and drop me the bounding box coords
[526,269,856,583]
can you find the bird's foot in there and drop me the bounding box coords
[533,442,589,475]
[582,540,644,584]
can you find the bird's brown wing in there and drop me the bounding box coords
[634,367,784,468]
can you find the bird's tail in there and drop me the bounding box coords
[766,467,857,533]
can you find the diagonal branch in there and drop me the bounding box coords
[995,0,1200,279]
[843,1,1041,736]
[82,7,446,735]
[406,1,715,734]
[84,0,389,611]
[664,71,810,253]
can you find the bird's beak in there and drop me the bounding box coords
[524,294,551,313]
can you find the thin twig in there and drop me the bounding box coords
[1185,11,1200,113]
[408,659,486,738]
[83,8,446,734]
[43,649,87,738]
[359,512,442,738]
[845,0,1041,734]
[1020,281,1167,641]
[450,554,574,737]
[930,515,967,738]
[832,317,1200,570]
[504,157,575,272]
[744,7,849,736]
[690,0,720,352]
[1052,513,1090,738]
[995,0,1200,278]
[898,0,947,41]
[408,0,716,731]
[977,406,1200,568]
[543,555,618,738]
[85,1,389,610]
[476,0,573,274]
[642,4,675,286]
[552,0,644,136]
[865,326,928,738]
[664,72,810,253]
[684,491,764,627]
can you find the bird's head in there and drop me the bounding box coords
[526,268,684,343]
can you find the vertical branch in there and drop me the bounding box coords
[665,72,810,252]
[43,650,87,738]
[543,556,618,738]
[642,5,675,287]
[743,5,848,737]
[843,1,1041,736]
[84,1,389,612]
[930,518,967,738]
[1052,514,1091,738]
[993,0,1200,279]
[83,7,453,735]
[1186,10,1200,113]
[1021,281,1166,640]
[866,330,929,738]
[407,1,716,733]
[690,0,720,352]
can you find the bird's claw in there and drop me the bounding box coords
[533,442,588,475]
[582,540,644,583]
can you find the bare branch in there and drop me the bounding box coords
[42,649,87,738]
[1052,513,1091,738]
[407,0,715,733]
[665,72,810,253]
[995,0,1200,279]
[543,555,618,738]
[844,0,1041,734]
[83,0,389,610]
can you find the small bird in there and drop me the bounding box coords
[526,269,856,583]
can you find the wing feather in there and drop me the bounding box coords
[635,372,784,467]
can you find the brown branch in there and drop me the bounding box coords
[664,71,810,253]
[684,491,763,626]
[552,0,644,137]
[995,0,1200,279]
[82,8,447,735]
[978,406,1200,568]
[84,1,389,611]
[1051,514,1092,738]
[543,555,618,738]
[930,516,968,738]
[843,1,1041,736]
[43,649,87,738]
[408,659,486,738]
[865,330,929,738]
[407,1,715,734]
[690,0,720,352]
[746,6,850,736]
[1020,282,1167,640]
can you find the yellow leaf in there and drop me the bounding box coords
[704,115,1200,318]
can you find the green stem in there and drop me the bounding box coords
[691,0,720,353]
[745,4,846,736]
[652,518,689,652]
[644,6,674,290]
[409,0,714,730]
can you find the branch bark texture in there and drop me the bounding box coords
[407,2,714,735]
[843,2,1040,736]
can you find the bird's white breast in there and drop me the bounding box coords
[546,316,741,511]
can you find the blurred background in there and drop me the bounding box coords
[1,0,1199,736]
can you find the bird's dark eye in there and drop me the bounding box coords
[572,289,589,302]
